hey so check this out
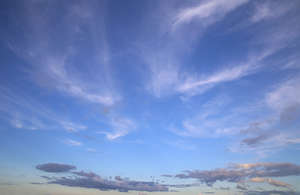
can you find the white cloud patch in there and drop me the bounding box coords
[250,1,291,23]
[98,117,137,140]
[147,64,180,98]
[64,139,82,146]
[266,77,300,113]
[60,121,87,133]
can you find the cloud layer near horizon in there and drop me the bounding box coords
[36,163,168,192]
[164,162,300,190]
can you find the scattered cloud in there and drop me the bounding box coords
[36,163,76,173]
[227,75,300,156]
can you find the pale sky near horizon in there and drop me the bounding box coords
[1,0,300,195]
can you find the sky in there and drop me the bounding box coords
[0,0,300,194]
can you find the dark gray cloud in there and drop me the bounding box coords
[72,171,98,178]
[161,174,173,177]
[249,162,300,177]
[0,182,15,186]
[280,103,300,123]
[241,134,269,146]
[168,183,199,188]
[40,170,168,192]
[31,182,44,185]
[171,162,300,188]
[175,169,244,186]
[237,183,248,191]
[115,176,123,181]
[219,187,230,190]
[36,163,76,173]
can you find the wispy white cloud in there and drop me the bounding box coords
[142,0,300,100]
[64,139,82,146]
[145,45,264,99]
[250,1,291,23]
[175,75,300,155]
[173,0,248,29]
[171,94,243,138]
[147,64,180,98]
[10,119,23,129]
[60,121,87,133]
[266,76,300,112]
[6,0,119,107]
[140,0,249,99]
[0,86,87,132]
[98,117,137,140]
[86,148,97,152]
[176,62,255,96]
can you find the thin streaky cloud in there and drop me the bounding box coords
[173,0,249,29]
[249,177,292,189]
[6,0,119,107]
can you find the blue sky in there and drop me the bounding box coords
[1,0,300,194]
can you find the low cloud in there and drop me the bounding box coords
[236,183,248,191]
[36,163,76,173]
[37,166,168,192]
[170,162,300,188]
[249,177,291,189]
[48,173,167,192]
[245,190,300,195]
